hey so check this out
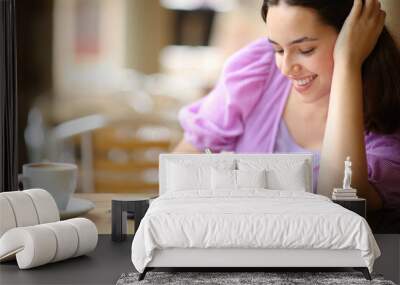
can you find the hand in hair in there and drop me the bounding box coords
[333,0,386,66]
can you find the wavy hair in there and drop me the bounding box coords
[262,0,400,134]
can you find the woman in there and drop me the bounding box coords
[173,0,400,212]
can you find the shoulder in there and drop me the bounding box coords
[216,39,284,120]
[223,38,276,77]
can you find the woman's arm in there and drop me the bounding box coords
[172,139,201,153]
[318,62,382,209]
[318,0,385,210]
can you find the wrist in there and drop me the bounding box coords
[334,57,362,72]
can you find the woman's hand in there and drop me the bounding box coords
[334,0,386,67]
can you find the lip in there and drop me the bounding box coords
[292,75,317,93]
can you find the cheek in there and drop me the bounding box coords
[310,53,334,80]
[318,44,335,78]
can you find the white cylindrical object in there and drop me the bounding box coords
[1,192,39,227]
[43,221,79,262]
[18,226,57,269]
[0,196,17,238]
[24,189,60,224]
[0,226,57,269]
[0,218,98,269]
[65,218,98,257]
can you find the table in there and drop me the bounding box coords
[332,198,366,219]
[74,192,157,234]
[112,196,157,241]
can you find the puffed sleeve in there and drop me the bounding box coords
[178,38,275,152]
[366,132,400,209]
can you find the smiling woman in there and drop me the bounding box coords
[173,0,400,218]
[265,4,337,104]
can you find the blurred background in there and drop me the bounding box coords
[16,0,400,195]
[17,0,266,194]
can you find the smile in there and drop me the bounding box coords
[296,75,316,86]
[292,75,318,93]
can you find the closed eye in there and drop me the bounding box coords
[274,48,315,55]
[300,48,315,55]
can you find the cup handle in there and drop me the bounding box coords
[18,174,25,190]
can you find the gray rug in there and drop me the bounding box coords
[116,271,396,285]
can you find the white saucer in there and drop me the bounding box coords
[60,197,95,220]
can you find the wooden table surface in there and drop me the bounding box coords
[73,192,158,234]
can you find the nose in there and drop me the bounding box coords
[279,54,301,77]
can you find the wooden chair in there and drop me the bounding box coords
[90,122,180,194]
[48,101,183,194]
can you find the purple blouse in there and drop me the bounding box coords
[179,38,400,209]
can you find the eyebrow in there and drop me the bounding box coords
[268,36,318,46]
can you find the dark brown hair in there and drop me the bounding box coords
[262,0,400,134]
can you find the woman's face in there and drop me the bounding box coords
[266,3,338,103]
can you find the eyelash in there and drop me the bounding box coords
[274,48,316,55]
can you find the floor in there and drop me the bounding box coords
[1,235,399,285]
[374,234,400,284]
[0,235,135,285]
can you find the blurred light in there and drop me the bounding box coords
[108,148,129,163]
[160,0,238,12]
[25,108,46,148]
[128,90,154,114]
[52,114,108,140]
[136,126,171,141]
[141,169,159,183]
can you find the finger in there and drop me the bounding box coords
[369,0,382,19]
[378,9,386,29]
[351,0,363,18]
[371,3,385,24]
[372,9,386,38]
[363,0,375,18]
[375,1,384,18]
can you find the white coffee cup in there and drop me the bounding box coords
[20,162,78,210]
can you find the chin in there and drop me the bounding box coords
[295,88,329,104]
